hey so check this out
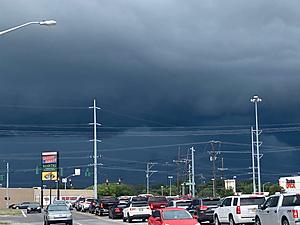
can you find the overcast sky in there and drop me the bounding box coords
[1,0,300,187]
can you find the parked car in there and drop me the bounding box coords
[148,207,200,225]
[13,202,35,209]
[95,196,119,216]
[123,201,151,223]
[108,202,127,219]
[255,193,300,225]
[88,199,99,214]
[191,198,220,224]
[167,199,192,209]
[148,196,168,210]
[214,195,265,225]
[80,198,96,212]
[44,203,73,225]
[74,197,85,211]
[27,203,42,214]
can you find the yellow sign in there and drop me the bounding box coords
[42,171,58,181]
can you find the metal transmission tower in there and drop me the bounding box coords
[209,141,221,197]
[250,95,263,193]
[89,99,101,199]
[146,162,157,194]
[190,147,196,197]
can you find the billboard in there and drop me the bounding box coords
[42,152,59,181]
[279,176,300,193]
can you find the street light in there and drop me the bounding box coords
[168,176,173,196]
[263,182,271,192]
[62,169,80,190]
[250,95,262,193]
[0,20,56,36]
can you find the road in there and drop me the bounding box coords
[0,210,148,225]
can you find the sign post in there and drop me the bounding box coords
[41,151,59,206]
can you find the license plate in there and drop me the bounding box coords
[139,209,143,211]
[249,208,256,212]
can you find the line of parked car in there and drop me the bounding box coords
[10,192,300,225]
[72,194,221,224]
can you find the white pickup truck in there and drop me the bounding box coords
[255,193,300,225]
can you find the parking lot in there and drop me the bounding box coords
[1,210,148,225]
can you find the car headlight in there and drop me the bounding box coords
[37,207,41,209]
[27,208,31,210]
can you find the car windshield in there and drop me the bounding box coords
[176,201,192,206]
[240,197,265,206]
[163,210,192,220]
[132,202,148,207]
[202,199,220,206]
[149,197,167,202]
[28,204,39,207]
[48,204,69,211]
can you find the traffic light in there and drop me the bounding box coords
[84,168,91,177]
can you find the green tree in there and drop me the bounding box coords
[87,183,135,197]
[268,184,283,195]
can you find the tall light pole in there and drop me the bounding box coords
[0,20,56,36]
[250,95,262,193]
[168,176,173,196]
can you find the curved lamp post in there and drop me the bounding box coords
[0,20,56,36]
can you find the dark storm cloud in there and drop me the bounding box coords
[1,0,300,124]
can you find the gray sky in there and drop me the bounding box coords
[1,0,300,187]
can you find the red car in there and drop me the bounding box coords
[148,208,200,225]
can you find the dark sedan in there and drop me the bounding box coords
[108,203,127,219]
[27,203,42,214]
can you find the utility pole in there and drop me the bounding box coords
[218,158,228,180]
[188,164,192,195]
[89,99,101,199]
[146,162,157,194]
[209,141,220,197]
[251,126,257,193]
[190,147,195,197]
[6,162,9,208]
[250,95,262,193]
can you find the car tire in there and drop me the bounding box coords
[128,215,132,223]
[214,215,220,225]
[282,219,290,225]
[123,216,127,222]
[255,217,262,225]
[229,215,236,225]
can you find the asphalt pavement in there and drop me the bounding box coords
[0,210,148,225]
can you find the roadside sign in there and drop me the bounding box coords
[75,169,80,176]
[62,178,67,183]
[41,152,59,181]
